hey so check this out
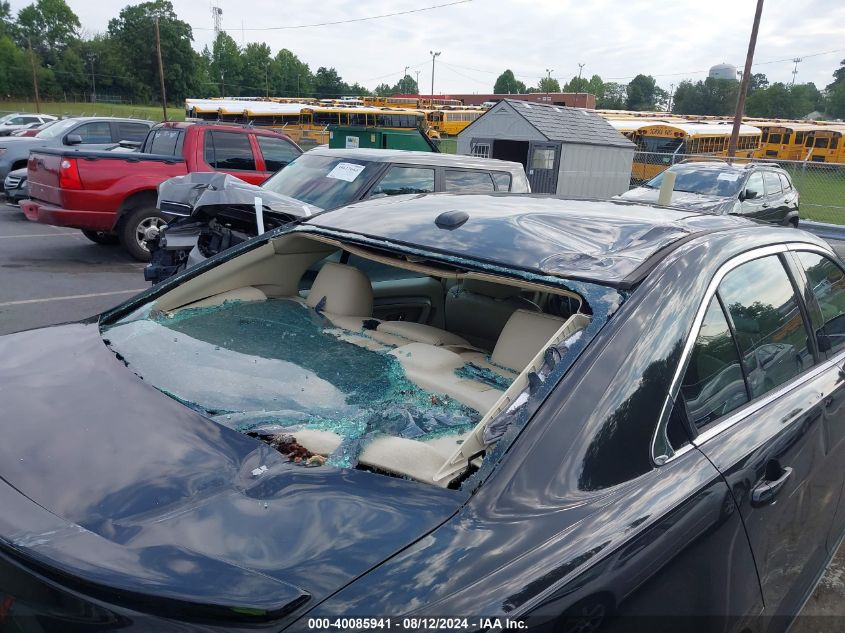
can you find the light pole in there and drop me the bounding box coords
[415,70,420,93]
[88,53,97,104]
[575,62,585,105]
[264,63,270,98]
[430,50,441,102]
[545,68,553,99]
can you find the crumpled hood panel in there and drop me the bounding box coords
[0,323,460,603]
[618,187,735,214]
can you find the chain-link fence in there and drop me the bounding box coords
[628,152,845,225]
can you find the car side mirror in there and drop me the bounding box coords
[65,134,83,146]
[743,189,759,200]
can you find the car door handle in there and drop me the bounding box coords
[751,466,793,507]
[761,203,770,208]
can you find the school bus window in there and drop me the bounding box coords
[761,131,769,143]
[796,132,805,144]
[805,135,814,147]
[769,133,781,144]
[816,138,829,149]
[832,137,840,150]
[783,132,792,145]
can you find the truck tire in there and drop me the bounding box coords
[118,207,167,262]
[81,230,119,245]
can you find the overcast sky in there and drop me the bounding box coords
[10,0,845,94]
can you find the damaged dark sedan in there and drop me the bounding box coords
[2,193,845,633]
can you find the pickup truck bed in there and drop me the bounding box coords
[24,148,186,232]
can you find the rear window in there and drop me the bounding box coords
[257,136,300,172]
[116,122,150,143]
[143,128,184,155]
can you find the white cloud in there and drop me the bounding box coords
[9,0,845,93]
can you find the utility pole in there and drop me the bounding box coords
[545,68,554,99]
[791,57,802,87]
[415,70,421,93]
[264,63,270,98]
[27,37,40,113]
[727,0,764,159]
[88,53,97,104]
[575,63,585,104]
[667,83,675,112]
[429,50,441,101]
[154,16,168,121]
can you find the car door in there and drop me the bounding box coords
[761,170,787,223]
[739,171,767,221]
[789,249,845,552]
[255,135,301,180]
[779,173,799,218]
[202,130,264,184]
[687,251,840,618]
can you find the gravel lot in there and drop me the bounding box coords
[1,200,843,622]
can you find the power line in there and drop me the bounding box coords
[193,0,472,31]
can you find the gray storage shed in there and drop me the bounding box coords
[456,99,635,197]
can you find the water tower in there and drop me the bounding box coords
[709,63,738,81]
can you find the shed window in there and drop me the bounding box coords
[531,148,555,170]
[471,142,490,158]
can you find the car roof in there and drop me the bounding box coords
[305,147,525,172]
[671,160,787,174]
[59,116,155,124]
[306,193,773,288]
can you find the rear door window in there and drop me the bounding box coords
[371,166,435,196]
[74,121,113,143]
[256,136,300,172]
[204,131,257,171]
[443,169,496,193]
[116,122,152,143]
[795,252,845,356]
[763,171,782,197]
[718,255,812,398]
[681,297,749,430]
[779,173,793,192]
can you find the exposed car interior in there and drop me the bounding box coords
[103,233,590,487]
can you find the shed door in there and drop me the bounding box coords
[526,142,560,194]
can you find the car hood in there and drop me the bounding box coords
[618,187,734,213]
[0,323,460,620]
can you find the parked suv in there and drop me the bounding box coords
[145,148,530,282]
[618,161,800,226]
[0,116,153,182]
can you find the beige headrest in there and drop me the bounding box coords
[306,262,373,317]
[460,278,521,300]
[491,309,567,372]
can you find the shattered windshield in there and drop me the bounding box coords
[103,299,481,470]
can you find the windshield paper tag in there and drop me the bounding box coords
[326,162,365,182]
[717,173,740,181]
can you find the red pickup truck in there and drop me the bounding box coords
[22,122,301,260]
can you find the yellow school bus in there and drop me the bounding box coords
[185,99,438,146]
[363,96,464,109]
[753,122,822,161]
[426,109,485,136]
[804,126,845,164]
[608,120,762,181]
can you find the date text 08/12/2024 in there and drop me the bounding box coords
[306,618,528,630]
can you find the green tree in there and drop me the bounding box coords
[493,69,525,94]
[209,32,240,95]
[825,60,845,118]
[745,82,820,119]
[240,41,271,96]
[15,0,79,63]
[673,78,738,116]
[562,75,588,93]
[0,35,29,97]
[597,82,626,109]
[748,72,768,93]
[538,76,560,92]
[0,1,14,37]
[374,82,393,96]
[313,66,347,98]
[394,74,417,94]
[626,74,659,110]
[107,0,198,103]
[271,48,311,97]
